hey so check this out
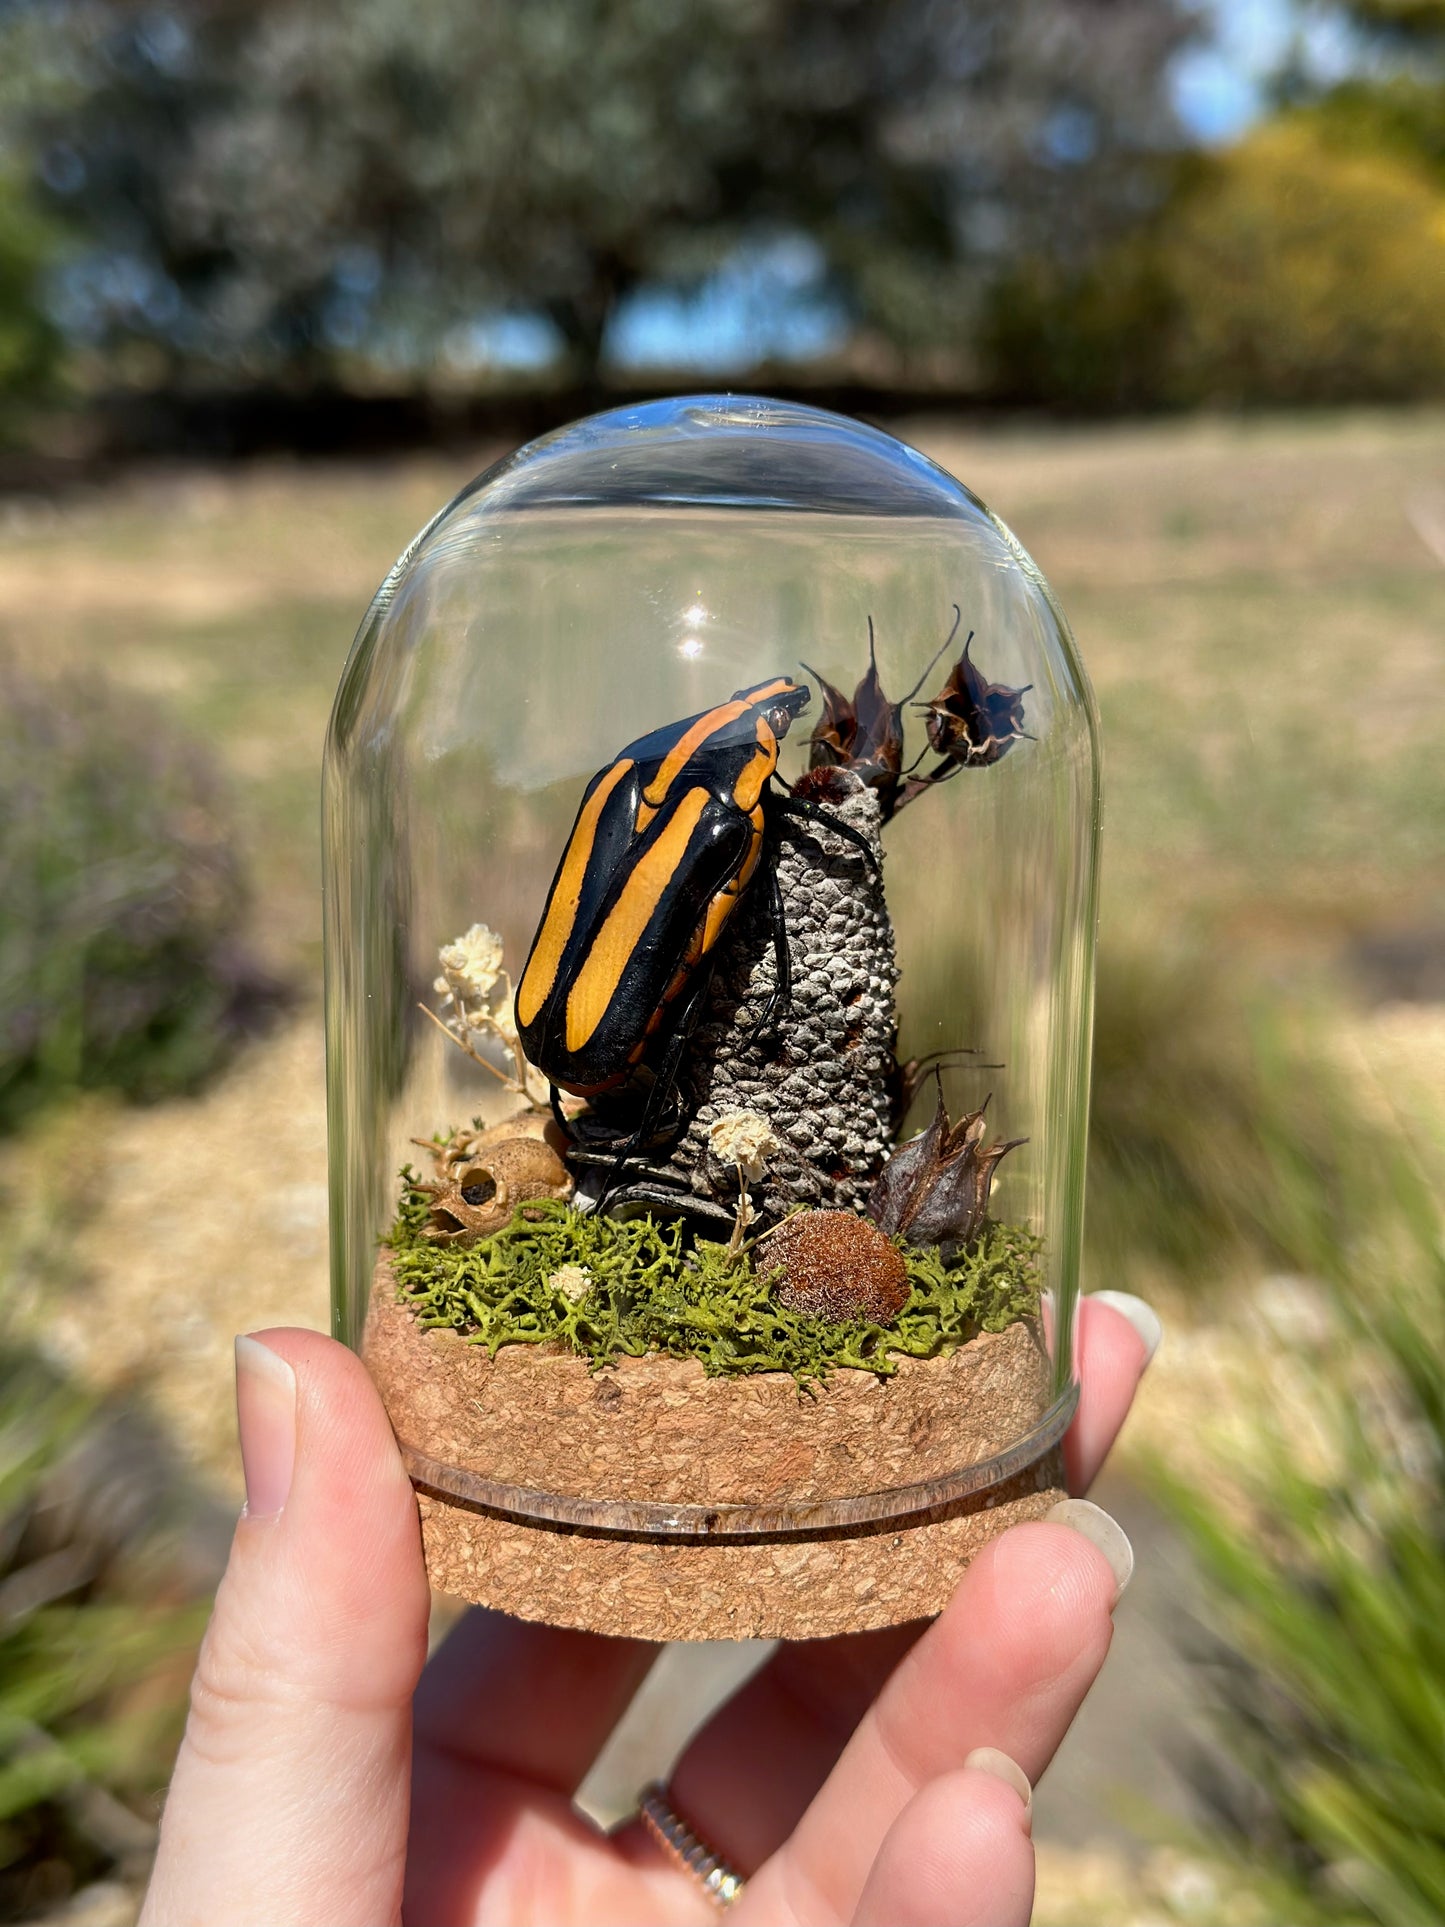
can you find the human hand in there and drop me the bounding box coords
[140,1294,1157,1926]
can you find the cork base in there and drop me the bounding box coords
[366,1263,1067,1638]
[415,1449,1067,1640]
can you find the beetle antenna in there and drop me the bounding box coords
[867,614,877,672]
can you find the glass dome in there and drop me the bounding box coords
[324,396,1099,1615]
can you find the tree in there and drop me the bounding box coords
[1,0,1191,388]
[0,171,60,435]
[1273,0,1445,184]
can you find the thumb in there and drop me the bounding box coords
[141,1329,430,1927]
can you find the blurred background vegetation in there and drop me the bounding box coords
[0,0,1442,442]
[0,0,1441,1921]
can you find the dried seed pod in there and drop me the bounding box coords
[484,1135,573,1202]
[915,629,1030,773]
[768,1209,910,1324]
[868,1082,1024,1262]
[803,617,953,823]
[436,1106,569,1178]
[416,1127,572,1242]
[416,1165,513,1242]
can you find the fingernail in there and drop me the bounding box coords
[235,1335,297,1519]
[963,1748,1033,1833]
[1088,1290,1162,1364]
[1045,1498,1135,1598]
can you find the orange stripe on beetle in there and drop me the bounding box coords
[516,757,635,1029]
[516,675,811,1097]
[564,786,712,1052]
[642,700,752,808]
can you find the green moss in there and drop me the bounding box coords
[386,1173,1041,1381]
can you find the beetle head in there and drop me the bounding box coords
[735,675,811,741]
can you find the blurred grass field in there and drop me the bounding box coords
[5,408,1442,987]
[1,409,1443,1923]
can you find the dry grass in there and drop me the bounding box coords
[3,410,1443,982]
[914,410,1445,955]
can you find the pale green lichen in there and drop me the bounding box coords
[387,1175,1041,1382]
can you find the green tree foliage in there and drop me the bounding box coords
[1288,0,1445,191]
[1302,74,1445,182]
[983,119,1445,407]
[0,172,61,433]
[1163,121,1445,404]
[0,0,1189,384]
[1332,0,1445,36]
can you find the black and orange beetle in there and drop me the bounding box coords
[516,676,875,1147]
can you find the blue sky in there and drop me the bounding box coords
[1172,0,1357,142]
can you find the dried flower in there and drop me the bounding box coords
[437,923,505,1003]
[708,1109,781,1183]
[708,1108,782,1258]
[548,1263,592,1301]
[422,924,547,1107]
[490,989,520,1050]
[868,1082,1025,1261]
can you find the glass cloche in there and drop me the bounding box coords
[323,396,1100,1641]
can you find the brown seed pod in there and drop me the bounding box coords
[803,617,955,824]
[867,1081,1024,1262]
[768,1209,910,1324]
[414,1125,573,1242]
[435,1106,569,1178]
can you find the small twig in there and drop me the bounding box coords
[418,1001,548,1108]
[417,1001,515,1085]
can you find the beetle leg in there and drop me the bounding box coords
[744,859,793,1043]
[593,969,715,1210]
[776,794,881,874]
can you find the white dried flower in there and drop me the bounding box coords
[424,920,549,1111]
[548,1263,592,1302]
[708,1108,781,1182]
[438,923,505,1002]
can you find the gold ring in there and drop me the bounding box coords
[638,1780,745,1908]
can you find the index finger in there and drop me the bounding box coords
[658,1290,1155,1874]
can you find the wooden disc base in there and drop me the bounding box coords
[414,1449,1066,1641]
